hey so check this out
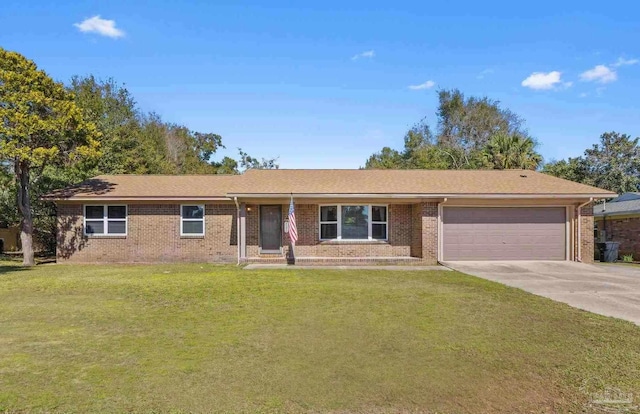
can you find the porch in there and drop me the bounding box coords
[236,202,439,265]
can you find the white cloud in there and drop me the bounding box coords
[74,15,125,38]
[521,71,563,90]
[476,69,494,79]
[580,65,617,83]
[408,80,436,90]
[613,57,638,67]
[351,50,375,60]
[579,92,588,98]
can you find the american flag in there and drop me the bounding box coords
[288,195,298,245]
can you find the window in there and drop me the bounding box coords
[320,206,338,239]
[84,205,127,236]
[371,206,387,240]
[181,205,205,236]
[319,204,388,240]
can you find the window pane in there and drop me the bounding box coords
[341,205,368,239]
[372,223,387,240]
[182,205,204,219]
[372,206,387,222]
[85,206,104,219]
[107,220,126,234]
[107,206,126,219]
[85,220,104,234]
[320,223,337,239]
[320,206,337,222]
[182,220,204,234]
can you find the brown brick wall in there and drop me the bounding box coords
[57,201,587,265]
[596,216,640,259]
[410,204,422,257]
[246,204,420,259]
[420,202,439,264]
[407,202,438,264]
[57,203,237,263]
[580,204,594,264]
[245,204,260,257]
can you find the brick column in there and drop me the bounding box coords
[580,203,594,263]
[421,203,438,264]
[411,202,438,264]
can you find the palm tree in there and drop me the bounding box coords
[482,133,542,170]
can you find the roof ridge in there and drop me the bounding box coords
[244,168,537,172]
[92,174,239,177]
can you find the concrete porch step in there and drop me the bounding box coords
[242,256,425,266]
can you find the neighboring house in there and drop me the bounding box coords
[44,169,614,265]
[594,193,640,259]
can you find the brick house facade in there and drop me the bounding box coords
[593,193,640,261]
[57,202,443,264]
[595,216,640,259]
[56,200,595,265]
[48,170,611,265]
[57,203,237,263]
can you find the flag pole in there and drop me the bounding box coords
[290,192,295,264]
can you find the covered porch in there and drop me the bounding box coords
[235,200,439,266]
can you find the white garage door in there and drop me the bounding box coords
[443,207,566,261]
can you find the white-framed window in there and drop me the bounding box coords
[181,204,205,236]
[84,205,127,236]
[319,204,388,241]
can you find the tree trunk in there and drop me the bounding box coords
[16,161,35,267]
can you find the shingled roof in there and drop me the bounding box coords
[43,175,240,200]
[228,169,615,197]
[594,193,640,217]
[43,169,616,201]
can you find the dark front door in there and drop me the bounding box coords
[260,205,282,253]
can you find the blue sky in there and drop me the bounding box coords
[2,1,639,168]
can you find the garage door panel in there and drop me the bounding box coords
[443,207,566,261]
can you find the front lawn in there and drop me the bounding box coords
[0,262,638,413]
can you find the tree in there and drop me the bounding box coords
[542,157,590,184]
[0,48,100,266]
[543,132,640,194]
[69,76,146,174]
[365,121,449,169]
[583,132,640,193]
[436,89,530,168]
[0,162,18,228]
[238,148,279,170]
[481,133,542,170]
[364,89,538,170]
[365,147,405,169]
[211,156,239,174]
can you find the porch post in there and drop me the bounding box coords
[240,203,247,259]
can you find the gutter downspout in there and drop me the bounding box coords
[234,197,240,265]
[437,197,448,263]
[602,199,607,242]
[576,197,593,262]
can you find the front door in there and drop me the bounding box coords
[260,205,282,253]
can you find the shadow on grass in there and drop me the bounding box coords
[0,265,30,275]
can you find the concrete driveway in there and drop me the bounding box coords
[442,261,640,325]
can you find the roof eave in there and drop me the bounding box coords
[43,196,233,202]
[226,193,615,199]
[594,210,640,217]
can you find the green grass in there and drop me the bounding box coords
[601,261,640,268]
[0,262,638,413]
